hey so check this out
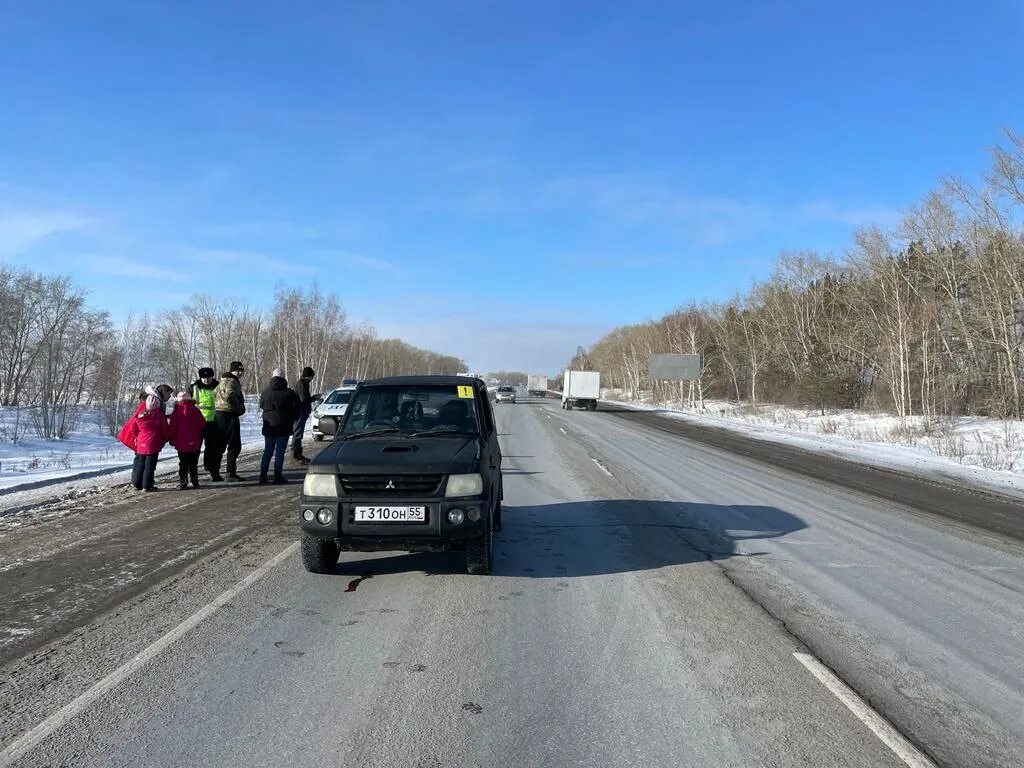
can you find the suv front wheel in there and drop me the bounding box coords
[465,518,494,575]
[301,533,339,573]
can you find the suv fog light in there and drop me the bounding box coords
[447,508,466,525]
[466,507,481,522]
[316,508,333,525]
[302,509,315,522]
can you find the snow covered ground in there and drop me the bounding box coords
[0,399,271,493]
[601,391,1024,498]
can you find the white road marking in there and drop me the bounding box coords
[559,427,567,435]
[591,458,613,478]
[0,542,299,764]
[793,652,937,768]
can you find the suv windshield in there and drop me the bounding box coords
[498,386,514,392]
[323,389,352,405]
[341,384,480,435]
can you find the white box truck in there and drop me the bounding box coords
[562,370,600,411]
[527,374,549,397]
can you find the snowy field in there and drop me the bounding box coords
[602,391,1024,498]
[0,399,269,493]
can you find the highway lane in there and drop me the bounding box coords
[2,398,1017,765]
[545,398,1024,768]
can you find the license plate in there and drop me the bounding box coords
[354,506,427,523]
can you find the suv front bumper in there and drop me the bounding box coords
[299,495,488,550]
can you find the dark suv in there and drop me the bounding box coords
[299,376,503,575]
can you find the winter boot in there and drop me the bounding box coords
[189,467,200,488]
[272,472,289,485]
[178,470,189,490]
[259,473,269,485]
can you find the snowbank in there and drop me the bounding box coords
[602,393,1024,499]
[0,399,273,493]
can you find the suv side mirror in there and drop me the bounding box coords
[320,416,338,436]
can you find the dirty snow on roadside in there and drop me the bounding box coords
[0,399,269,493]
[602,392,1024,498]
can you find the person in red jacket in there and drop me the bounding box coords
[117,394,169,492]
[169,391,208,490]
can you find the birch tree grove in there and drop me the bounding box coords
[0,274,466,438]
[581,133,1024,419]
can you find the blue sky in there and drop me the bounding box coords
[1,1,1022,373]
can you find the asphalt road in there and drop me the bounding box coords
[0,398,1021,767]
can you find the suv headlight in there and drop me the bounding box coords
[313,409,322,420]
[303,473,340,497]
[445,473,483,497]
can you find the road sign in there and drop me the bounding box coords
[648,353,702,381]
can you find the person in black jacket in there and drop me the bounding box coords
[259,372,301,484]
[291,366,319,465]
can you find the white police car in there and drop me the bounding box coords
[312,387,357,441]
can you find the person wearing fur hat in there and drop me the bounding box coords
[118,394,169,491]
[191,367,221,481]
[291,366,319,465]
[258,372,301,484]
[169,390,207,489]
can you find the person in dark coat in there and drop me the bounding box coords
[213,361,247,482]
[291,366,319,464]
[259,372,301,485]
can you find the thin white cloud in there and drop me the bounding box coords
[89,255,193,283]
[0,207,92,255]
[796,200,903,229]
[199,220,321,240]
[313,251,400,273]
[538,173,903,246]
[183,247,318,276]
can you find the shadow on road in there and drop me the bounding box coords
[332,499,805,579]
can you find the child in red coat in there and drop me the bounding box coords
[117,394,169,492]
[169,391,208,489]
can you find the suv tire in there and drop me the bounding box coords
[301,533,339,573]
[465,520,493,575]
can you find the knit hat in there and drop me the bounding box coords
[301,366,315,378]
[177,390,193,401]
[229,361,245,374]
[198,367,215,378]
[272,367,284,377]
[145,394,161,411]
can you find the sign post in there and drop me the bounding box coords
[648,354,703,408]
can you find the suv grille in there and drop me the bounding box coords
[340,475,444,497]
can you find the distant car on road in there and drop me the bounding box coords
[312,387,357,441]
[300,376,503,575]
[495,386,516,404]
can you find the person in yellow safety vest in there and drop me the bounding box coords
[191,367,222,481]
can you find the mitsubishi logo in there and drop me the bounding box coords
[385,479,396,489]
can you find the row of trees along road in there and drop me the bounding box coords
[573,132,1024,420]
[0,279,465,439]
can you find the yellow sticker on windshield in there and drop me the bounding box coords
[457,386,474,399]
